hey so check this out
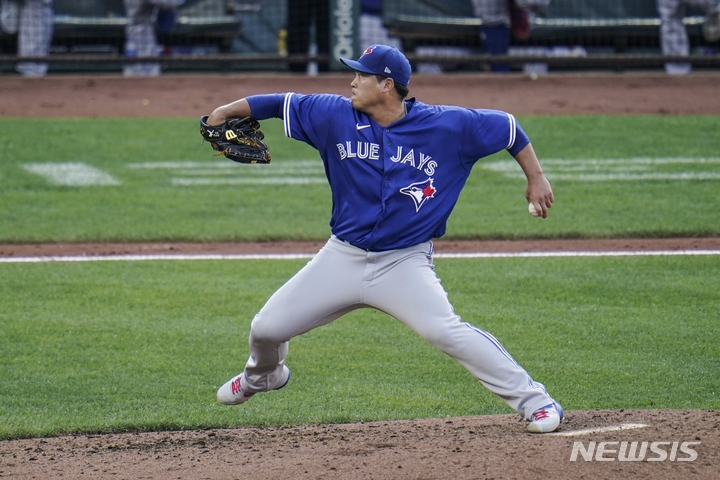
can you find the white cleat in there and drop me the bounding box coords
[528,402,563,433]
[217,366,290,405]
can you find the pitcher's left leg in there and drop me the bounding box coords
[365,244,558,422]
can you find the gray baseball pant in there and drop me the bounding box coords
[241,236,555,420]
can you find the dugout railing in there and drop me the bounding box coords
[0,0,243,68]
[383,0,709,50]
[380,0,717,71]
[1,0,719,73]
[48,0,243,55]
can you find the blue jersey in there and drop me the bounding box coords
[248,93,529,251]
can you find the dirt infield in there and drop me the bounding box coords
[1,71,718,479]
[1,71,719,117]
[2,410,718,480]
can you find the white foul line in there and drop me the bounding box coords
[1,250,719,264]
[0,253,315,263]
[549,423,650,437]
[435,250,720,258]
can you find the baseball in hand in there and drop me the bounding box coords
[528,202,541,217]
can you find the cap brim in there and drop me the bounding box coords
[339,57,377,76]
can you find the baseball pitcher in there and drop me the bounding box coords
[202,45,562,433]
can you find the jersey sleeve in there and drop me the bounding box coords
[246,93,286,120]
[460,109,531,166]
[507,115,530,157]
[282,93,352,151]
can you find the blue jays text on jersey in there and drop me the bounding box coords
[336,142,437,176]
[247,93,530,251]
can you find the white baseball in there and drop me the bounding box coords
[528,202,541,217]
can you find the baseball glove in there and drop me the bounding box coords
[199,116,271,164]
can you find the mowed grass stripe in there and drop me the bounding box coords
[1,255,718,439]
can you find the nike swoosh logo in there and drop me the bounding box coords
[356,124,371,130]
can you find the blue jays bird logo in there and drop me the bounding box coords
[362,46,376,56]
[400,178,437,212]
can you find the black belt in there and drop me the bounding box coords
[335,235,373,252]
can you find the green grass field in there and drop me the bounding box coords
[0,116,719,242]
[1,115,719,440]
[1,255,718,440]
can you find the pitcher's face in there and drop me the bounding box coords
[349,72,385,112]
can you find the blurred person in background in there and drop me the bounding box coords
[656,0,720,74]
[287,0,329,73]
[359,0,402,50]
[0,0,54,76]
[123,0,184,76]
[471,0,549,72]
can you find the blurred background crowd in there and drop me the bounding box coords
[0,0,718,76]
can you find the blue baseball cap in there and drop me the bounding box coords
[340,45,411,86]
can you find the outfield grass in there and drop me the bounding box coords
[0,116,719,242]
[1,255,718,440]
[1,114,718,441]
